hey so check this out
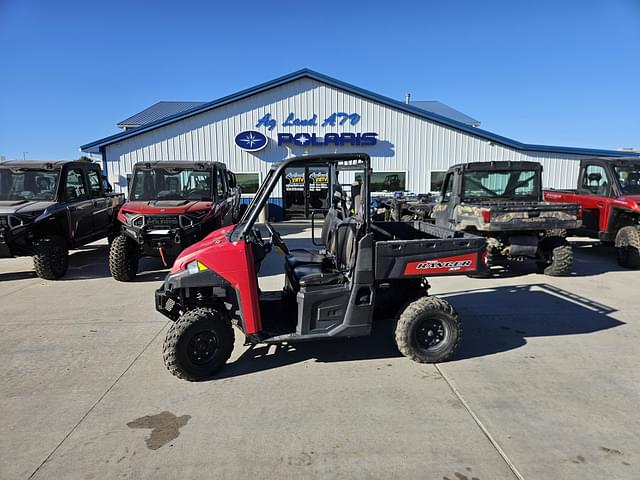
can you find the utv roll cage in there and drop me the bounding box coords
[231,153,371,241]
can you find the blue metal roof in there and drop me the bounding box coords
[117,101,205,128]
[410,101,480,127]
[81,68,636,158]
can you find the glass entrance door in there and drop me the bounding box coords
[283,165,329,219]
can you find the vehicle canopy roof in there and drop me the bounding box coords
[581,156,640,166]
[132,161,226,170]
[450,161,543,172]
[0,160,84,170]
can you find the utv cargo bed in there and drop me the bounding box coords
[372,220,486,279]
[458,201,581,231]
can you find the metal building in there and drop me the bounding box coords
[81,69,631,220]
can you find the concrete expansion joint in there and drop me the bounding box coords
[434,364,526,480]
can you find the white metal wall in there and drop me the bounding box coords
[103,77,587,195]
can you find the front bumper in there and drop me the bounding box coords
[155,282,182,321]
[123,225,201,258]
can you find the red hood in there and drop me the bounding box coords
[171,225,236,273]
[121,200,213,215]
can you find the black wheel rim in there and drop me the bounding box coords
[415,318,447,350]
[187,330,219,365]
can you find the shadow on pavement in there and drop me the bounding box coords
[209,283,623,380]
[0,270,37,282]
[443,283,623,360]
[218,320,400,380]
[62,246,168,282]
[570,242,627,276]
[464,242,629,279]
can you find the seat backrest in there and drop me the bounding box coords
[320,208,337,245]
[334,217,361,272]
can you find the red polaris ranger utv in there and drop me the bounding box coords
[109,161,239,281]
[155,154,487,381]
[544,157,640,268]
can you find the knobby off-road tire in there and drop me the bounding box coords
[33,235,69,280]
[163,307,235,381]
[109,234,139,282]
[395,296,462,363]
[615,226,640,269]
[538,236,573,276]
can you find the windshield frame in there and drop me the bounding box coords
[230,154,371,242]
[0,167,61,202]
[129,166,214,202]
[461,168,540,202]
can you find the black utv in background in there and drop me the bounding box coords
[0,160,124,279]
[431,161,582,276]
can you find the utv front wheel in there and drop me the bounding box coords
[395,296,462,363]
[109,234,139,281]
[615,226,640,268]
[537,236,573,276]
[163,308,235,381]
[33,235,69,280]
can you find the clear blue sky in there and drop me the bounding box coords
[1,0,638,160]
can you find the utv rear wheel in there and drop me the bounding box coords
[538,236,573,276]
[395,296,461,363]
[163,307,235,381]
[109,234,139,282]
[33,235,69,280]
[615,226,640,268]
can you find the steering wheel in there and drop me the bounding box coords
[264,222,289,254]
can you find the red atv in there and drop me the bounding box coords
[109,161,239,281]
[155,154,487,381]
[544,157,640,268]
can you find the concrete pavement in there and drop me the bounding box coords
[0,228,637,479]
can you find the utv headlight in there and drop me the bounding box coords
[122,212,144,227]
[186,260,208,274]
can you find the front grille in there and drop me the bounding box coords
[145,215,179,228]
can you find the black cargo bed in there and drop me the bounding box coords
[372,221,486,279]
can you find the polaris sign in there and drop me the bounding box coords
[234,131,268,152]
[278,132,378,147]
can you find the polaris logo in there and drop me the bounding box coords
[414,260,473,270]
[277,132,378,147]
[235,131,268,152]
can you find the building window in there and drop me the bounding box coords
[430,171,447,192]
[236,173,260,194]
[355,172,406,192]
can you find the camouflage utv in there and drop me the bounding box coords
[431,161,581,276]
